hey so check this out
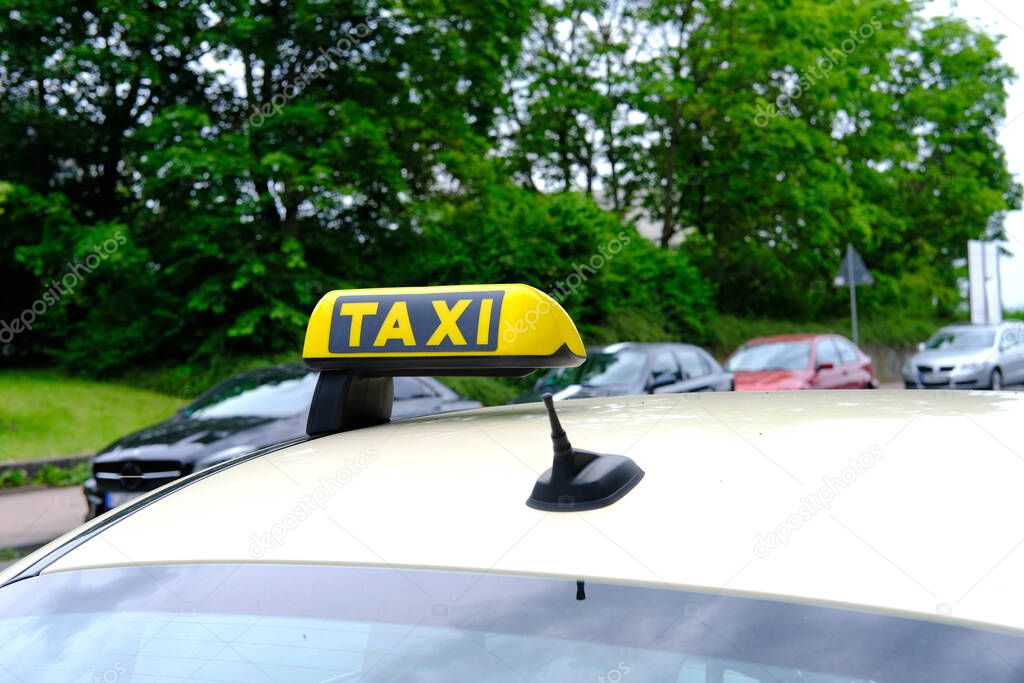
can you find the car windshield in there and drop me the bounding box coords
[726,341,812,371]
[184,368,318,420]
[0,563,1019,682]
[925,329,996,350]
[537,350,647,388]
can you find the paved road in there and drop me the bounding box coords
[0,486,86,551]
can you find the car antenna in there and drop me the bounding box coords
[526,394,645,511]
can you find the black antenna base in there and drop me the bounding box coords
[526,394,644,512]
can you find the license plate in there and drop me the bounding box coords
[104,491,144,508]
[921,372,947,384]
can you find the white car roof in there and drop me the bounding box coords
[6,391,1024,634]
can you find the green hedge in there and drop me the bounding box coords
[403,186,714,342]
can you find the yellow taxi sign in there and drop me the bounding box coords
[302,284,585,374]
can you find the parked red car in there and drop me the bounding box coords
[725,333,879,391]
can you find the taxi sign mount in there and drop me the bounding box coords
[302,284,586,435]
[303,284,585,375]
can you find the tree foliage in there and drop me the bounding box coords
[0,0,1017,374]
[503,0,1020,317]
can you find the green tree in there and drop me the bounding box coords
[399,157,712,339]
[1,0,538,371]
[505,0,1020,319]
[0,0,212,350]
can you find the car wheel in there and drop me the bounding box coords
[990,368,1003,391]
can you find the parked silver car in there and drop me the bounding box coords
[902,322,1024,390]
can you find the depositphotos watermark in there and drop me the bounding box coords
[753,444,883,557]
[501,231,632,344]
[92,662,127,683]
[597,662,631,683]
[753,16,883,127]
[248,445,379,557]
[248,22,372,127]
[0,231,127,344]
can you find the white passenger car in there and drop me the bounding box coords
[2,285,1022,682]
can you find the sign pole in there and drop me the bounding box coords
[834,243,872,344]
[847,244,858,345]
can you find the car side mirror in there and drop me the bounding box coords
[816,362,834,371]
[649,372,676,390]
[917,342,925,352]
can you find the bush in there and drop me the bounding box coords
[402,185,715,346]
[438,376,524,406]
[0,469,26,488]
[707,313,942,360]
[0,462,89,489]
[33,462,90,487]
[117,353,299,398]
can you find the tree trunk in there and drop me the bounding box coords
[557,124,572,191]
[660,100,681,247]
[243,51,282,231]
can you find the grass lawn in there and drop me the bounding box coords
[0,371,183,462]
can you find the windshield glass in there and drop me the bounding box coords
[925,329,996,350]
[537,350,646,388]
[0,563,1019,682]
[185,368,318,419]
[726,341,812,371]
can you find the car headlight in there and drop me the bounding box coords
[194,445,257,471]
[959,363,982,372]
[902,359,915,374]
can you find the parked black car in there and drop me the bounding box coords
[84,364,480,517]
[512,342,733,403]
